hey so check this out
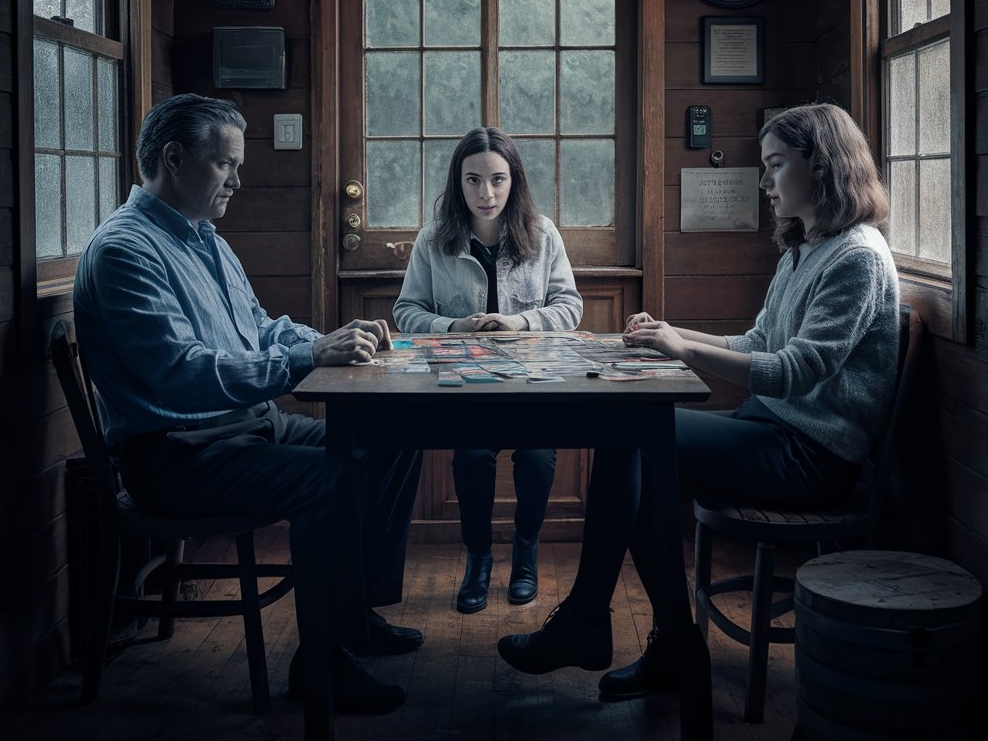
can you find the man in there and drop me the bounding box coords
[73,93,423,717]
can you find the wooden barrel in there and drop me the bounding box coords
[793,550,982,741]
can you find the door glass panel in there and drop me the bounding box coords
[366,51,421,137]
[515,138,556,217]
[367,139,421,227]
[424,138,459,220]
[560,50,614,134]
[424,0,480,46]
[499,50,556,134]
[424,51,481,135]
[561,0,615,45]
[346,0,624,264]
[64,47,94,151]
[560,139,613,226]
[366,0,419,47]
[500,0,555,46]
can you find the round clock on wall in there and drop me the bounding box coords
[701,0,763,8]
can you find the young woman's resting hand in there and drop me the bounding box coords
[450,313,529,332]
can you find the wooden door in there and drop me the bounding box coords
[319,0,659,540]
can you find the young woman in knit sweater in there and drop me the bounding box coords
[496,103,901,698]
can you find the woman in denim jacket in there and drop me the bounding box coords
[394,127,583,614]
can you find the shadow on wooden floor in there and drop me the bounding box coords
[1,522,809,740]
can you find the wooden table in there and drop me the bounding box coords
[292,332,710,739]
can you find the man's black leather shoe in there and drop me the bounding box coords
[507,533,538,605]
[287,645,406,715]
[456,551,494,614]
[347,609,424,657]
[497,600,612,674]
[598,625,679,701]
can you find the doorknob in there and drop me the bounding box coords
[343,180,364,200]
[346,213,361,229]
[343,234,361,251]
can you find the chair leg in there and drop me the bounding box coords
[694,519,712,640]
[157,539,185,640]
[81,531,121,705]
[236,531,271,714]
[745,541,775,724]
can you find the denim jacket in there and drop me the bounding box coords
[393,215,583,333]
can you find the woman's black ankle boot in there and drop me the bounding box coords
[456,551,494,614]
[508,533,539,605]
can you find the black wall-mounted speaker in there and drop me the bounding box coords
[213,27,286,90]
[212,1,276,10]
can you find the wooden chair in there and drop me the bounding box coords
[691,304,923,724]
[50,321,293,714]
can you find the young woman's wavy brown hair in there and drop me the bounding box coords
[434,127,541,265]
[759,103,889,251]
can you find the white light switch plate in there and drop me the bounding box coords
[273,113,303,150]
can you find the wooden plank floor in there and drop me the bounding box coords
[1,520,810,741]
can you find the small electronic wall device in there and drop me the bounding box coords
[213,26,287,89]
[688,105,711,149]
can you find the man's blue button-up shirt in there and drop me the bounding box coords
[74,185,320,448]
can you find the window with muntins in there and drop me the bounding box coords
[33,1,123,286]
[882,0,950,278]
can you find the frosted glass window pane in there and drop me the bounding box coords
[560,139,613,226]
[888,54,915,156]
[66,0,95,33]
[918,158,951,264]
[930,0,949,21]
[560,51,614,134]
[560,0,614,46]
[366,0,419,47]
[99,156,118,222]
[424,0,479,47]
[34,1,60,20]
[424,51,480,135]
[424,138,458,221]
[367,140,421,228]
[64,47,94,151]
[896,0,927,34]
[35,154,63,259]
[66,156,96,255]
[917,40,950,155]
[34,39,60,149]
[499,51,555,135]
[514,139,555,218]
[888,160,916,257]
[500,0,554,46]
[97,57,117,151]
[366,52,420,137]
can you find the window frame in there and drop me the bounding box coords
[33,13,127,289]
[17,1,150,359]
[868,0,974,343]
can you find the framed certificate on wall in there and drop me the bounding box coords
[702,17,763,84]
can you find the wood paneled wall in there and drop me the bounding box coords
[170,2,314,330]
[662,0,818,407]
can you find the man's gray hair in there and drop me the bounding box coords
[136,93,247,181]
